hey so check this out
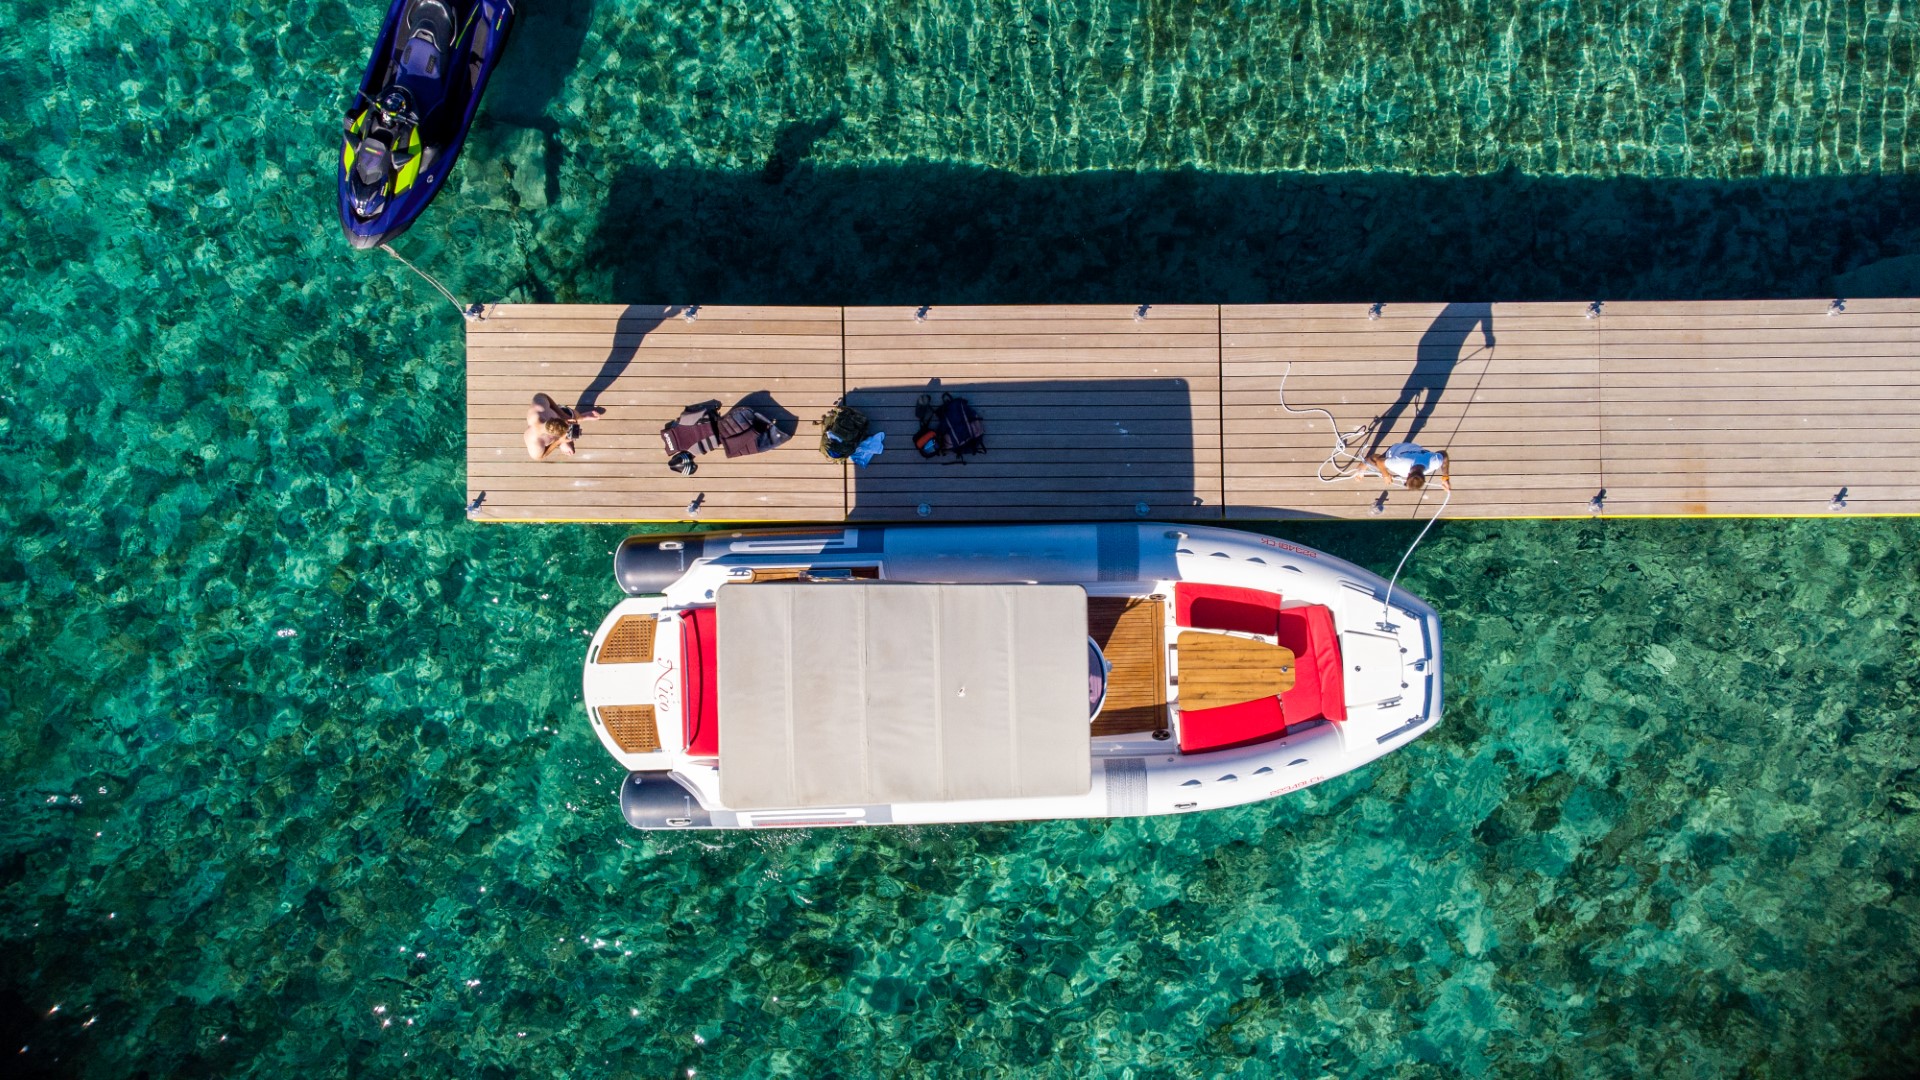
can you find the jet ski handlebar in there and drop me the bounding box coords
[345,88,421,130]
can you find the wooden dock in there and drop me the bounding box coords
[466,299,1920,522]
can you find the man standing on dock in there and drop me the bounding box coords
[1366,442,1451,492]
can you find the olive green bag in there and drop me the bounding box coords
[817,401,870,460]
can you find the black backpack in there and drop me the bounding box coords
[914,393,986,462]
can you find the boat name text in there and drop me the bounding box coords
[1258,538,1320,558]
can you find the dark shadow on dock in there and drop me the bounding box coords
[571,166,1920,305]
[577,304,677,412]
[733,389,800,441]
[1366,302,1496,456]
[840,378,1206,522]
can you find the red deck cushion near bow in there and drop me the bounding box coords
[1174,583,1346,723]
[1276,604,1347,725]
[680,607,720,755]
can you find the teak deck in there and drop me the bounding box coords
[467,299,1920,522]
[1087,596,1168,737]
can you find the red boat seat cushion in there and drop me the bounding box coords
[1275,604,1346,724]
[1175,582,1281,636]
[1177,602,1347,754]
[1178,697,1287,753]
[680,607,719,755]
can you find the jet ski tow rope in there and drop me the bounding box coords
[1275,361,1448,626]
[377,243,485,322]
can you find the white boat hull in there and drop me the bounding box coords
[583,523,1441,830]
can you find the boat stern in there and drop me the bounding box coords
[582,599,682,771]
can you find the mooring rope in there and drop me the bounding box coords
[1380,485,1450,625]
[378,242,479,321]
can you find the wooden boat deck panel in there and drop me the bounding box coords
[1088,596,1168,737]
[467,299,1920,521]
[1173,631,1296,710]
[598,704,662,754]
[595,615,656,664]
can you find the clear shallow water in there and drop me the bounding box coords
[3,0,1920,1075]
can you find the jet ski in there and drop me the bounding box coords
[338,0,515,249]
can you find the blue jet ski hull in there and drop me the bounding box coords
[338,0,516,249]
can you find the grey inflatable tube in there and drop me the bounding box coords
[620,771,711,829]
[615,535,705,596]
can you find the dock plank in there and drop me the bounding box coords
[1223,301,1601,521]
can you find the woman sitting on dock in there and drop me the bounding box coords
[1366,441,1451,492]
[524,393,606,460]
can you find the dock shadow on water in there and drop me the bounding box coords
[575,166,1920,305]
[473,0,599,210]
[841,378,1206,521]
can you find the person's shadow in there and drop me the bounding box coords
[577,304,677,412]
[1366,302,1495,455]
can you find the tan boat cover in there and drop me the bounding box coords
[715,583,1092,810]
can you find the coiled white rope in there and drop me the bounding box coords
[1277,362,1373,482]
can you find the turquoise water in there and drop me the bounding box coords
[4,0,1920,1074]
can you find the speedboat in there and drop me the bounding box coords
[582,523,1442,830]
[338,0,515,249]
